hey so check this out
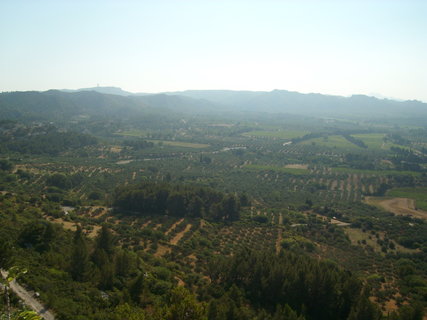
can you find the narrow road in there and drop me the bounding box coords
[1,270,55,320]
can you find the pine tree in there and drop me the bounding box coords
[165,287,206,320]
[96,225,114,257]
[70,225,89,281]
[93,248,114,289]
[115,250,132,277]
[92,226,115,289]
[130,273,145,304]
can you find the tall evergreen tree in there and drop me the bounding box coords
[93,248,114,290]
[70,225,89,282]
[164,287,206,320]
[115,250,132,277]
[96,225,114,257]
[129,273,145,304]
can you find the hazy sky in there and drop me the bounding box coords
[1,0,426,101]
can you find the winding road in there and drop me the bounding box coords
[1,270,55,320]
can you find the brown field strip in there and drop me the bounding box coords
[170,224,192,245]
[365,197,427,220]
[165,218,185,235]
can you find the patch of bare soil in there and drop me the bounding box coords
[165,218,184,235]
[86,225,102,239]
[175,276,185,286]
[116,160,133,165]
[141,220,152,228]
[382,297,401,314]
[330,218,350,227]
[187,254,198,267]
[91,206,110,218]
[284,164,308,169]
[154,244,171,257]
[44,216,78,232]
[110,146,122,153]
[365,197,427,220]
[170,224,192,245]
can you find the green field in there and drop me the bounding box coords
[149,140,210,148]
[299,133,406,150]
[301,135,356,149]
[114,130,147,137]
[242,130,307,139]
[387,187,427,211]
[352,133,408,150]
[351,133,385,149]
[331,167,421,176]
[244,164,309,175]
[114,131,209,148]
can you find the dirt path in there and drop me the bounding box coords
[365,197,427,220]
[86,225,101,238]
[330,218,350,227]
[153,223,162,230]
[165,218,184,235]
[170,224,192,245]
[90,206,110,218]
[141,220,152,228]
[1,270,55,320]
[175,276,185,287]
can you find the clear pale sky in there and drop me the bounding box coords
[1,0,426,101]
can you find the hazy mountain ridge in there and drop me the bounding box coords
[1,87,427,123]
[0,90,217,123]
[172,89,427,118]
[58,86,427,118]
[0,90,145,122]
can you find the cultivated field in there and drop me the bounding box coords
[365,196,427,220]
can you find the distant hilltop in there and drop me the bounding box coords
[60,86,135,96]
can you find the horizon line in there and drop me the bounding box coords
[1,87,425,103]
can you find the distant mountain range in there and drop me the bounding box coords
[169,90,427,119]
[0,89,216,122]
[0,87,426,123]
[59,87,427,118]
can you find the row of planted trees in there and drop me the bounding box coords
[2,218,425,320]
[113,182,243,222]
